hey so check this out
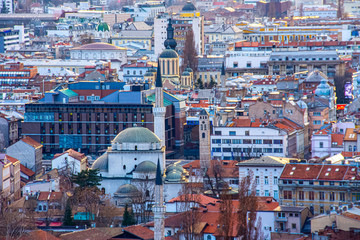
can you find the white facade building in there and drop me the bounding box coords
[51,149,87,174]
[211,125,289,160]
[238,156,293,200]
[226,50,271,69]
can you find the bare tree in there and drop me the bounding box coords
[132,173,155,224]
[96,196,122,227]
[181,29,198,73]
[177,183,203,240]
[217,192,237,240]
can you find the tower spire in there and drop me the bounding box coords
[164,18,177,50]
[153,158,165,240]
[156,60,163,88]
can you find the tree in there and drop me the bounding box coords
[71,169,102,189]
[237,170,263,240]
[177,183,203,240]
[182,29,198,73]
[217,192,237,240]
[1,1,9,14]
[208,76,217,89]
[132,173,155,223]
[63,199,73,226]
[122,204,135,227]
[195,78,204,89]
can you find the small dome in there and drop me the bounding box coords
[182,1,196,11]
[113,23,122,30]
[182,71,190,76]
[112,127,160,144]
[159,48,179,59]
[185,67,193,72]
[115,184,139,194]
[134,161,157,173]
[92,152,108,171]
[165,170,182,182]
[97,22,110,32]
[166,164,184,174]
[315,79,331,96]
[149,67,157,73]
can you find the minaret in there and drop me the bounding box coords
[220,61,227,107]
[153,158,165,240]
[199,109,211,169]
[153,61,166,167]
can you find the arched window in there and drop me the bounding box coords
[146,190,150,197]
[354,146,357,152]
[43,205,47,211]
[207,235,212,240]
[201,125,203,131]
[38,205,42,211]
[123,165,126,170]
[202,132,205,139]
[349,145,352,152]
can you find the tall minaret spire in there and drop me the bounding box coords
[153,60,166,166]
[153,158,165,240]
[220,61,227,107]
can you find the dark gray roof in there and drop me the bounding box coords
[159,48,178,58]
[237,156,292,167]
[273,206,307,212]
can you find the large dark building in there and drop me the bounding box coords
[22,82,186,158]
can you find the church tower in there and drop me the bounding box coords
[199,109,211,169]
[220,62,227,107]
[153,158,165,240]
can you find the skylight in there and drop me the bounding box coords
[327,168,331,171]
[290,172,294,175]
[306,167,310,171]
[325,173,329,176]
[292,167,296,170]
[335,168,339,172]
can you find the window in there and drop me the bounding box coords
[274,140,283,144]
[309,191,314,200]
[264,139,272,144]
[284,190,292,199]
[274,148,283,153]
[330,192,335,201]
[319,192,325,200]
[309,181,314,185]
[313,112,321,116]
[313,120,321,125]
[229,131,236,136]
[265,176,269,185]
[292,223,296,229]
[320,206,324,214]
[233,62,238,68]
[39,205,42,211]
[299,191,304,200]
[79,96,84,100]
[245,131,250,136]
[264,148,272,153]
[212,139,221,144]
[265,190,270,196]
[274,176,278,184]
[256,190,260,196]
[246,62,251,68]
[212,148,221,152]
[319,142,323,148]
[223,148,232,152]
[215,131,221,135]
[320,181,324,185]
[43,205,47,211]
[243,139,252,144]
[340,192,345,201]
[232,139,242,144]
[253,139,262,144]
[222,139,231,144]
[256,176,259,184]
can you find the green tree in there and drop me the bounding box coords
[122,204,135,227]
[208,76,217,89]
[181,29,198,73]
[1,1,9,14]
[195,78,204,89]
[63,199,73,226]
[71,169,102,189]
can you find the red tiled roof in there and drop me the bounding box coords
[281,164,360,181]
[18,230,60,240]
[21,136,42,148]
[123,62,154,68]
[341,151,360,158]
[37,192,63,201]
[123,225,154,240]
[5,155,20,164]
[331,134,344,146]
[20,164,35,177]
[183,160,201,169]
[53,149,87,162]
[169,194,218,207]
[252,79,276,85]
[344,128,357,141]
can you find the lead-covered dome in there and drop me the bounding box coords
[134,161,157,173]
[159,48,179,59]
[92,152,108,171]
[115,184,139,194]
[112,127,160,144]
[182,1,196,11]
[315,79,331,97]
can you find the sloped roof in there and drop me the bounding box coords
[331,134,344,146]
[344,128,357,141]
[71,42,126,51]
[38,192,63,201]
[123,225,154,240]
[19,230,60,240]
[60,228,123,240]
[169,194,218,207]
[20,164,35,177]
[237,156,297,167]
[60,89,78,98]
[21,136,42,149]
[53,149,87,162]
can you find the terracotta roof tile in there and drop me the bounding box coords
[53,149,87,162]
[331,134,344,146]
[344,128,357,141]
[38,192,63,201]
[20,163,35,177]
[168,194,218,207]
[21,136,43,148]
[123,225,154,240]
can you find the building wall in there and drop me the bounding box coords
[51,154,82,174]
[6,141,36,172]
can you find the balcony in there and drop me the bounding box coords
[275,217,287,222]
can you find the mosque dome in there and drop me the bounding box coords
[185,67,193,72]
[112,127,160,144]
[134,161,157,173]
[315,79,331,96]
[92,152,108,171]
[159,48,179,59]
[115,184,139,195]
[165,170,183,182]
[149,67,157,73]
[144,71,153,77]
[97,22,110,32]
[182,1,196,11]
[182,71,190,76]
[166,164,184,174]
